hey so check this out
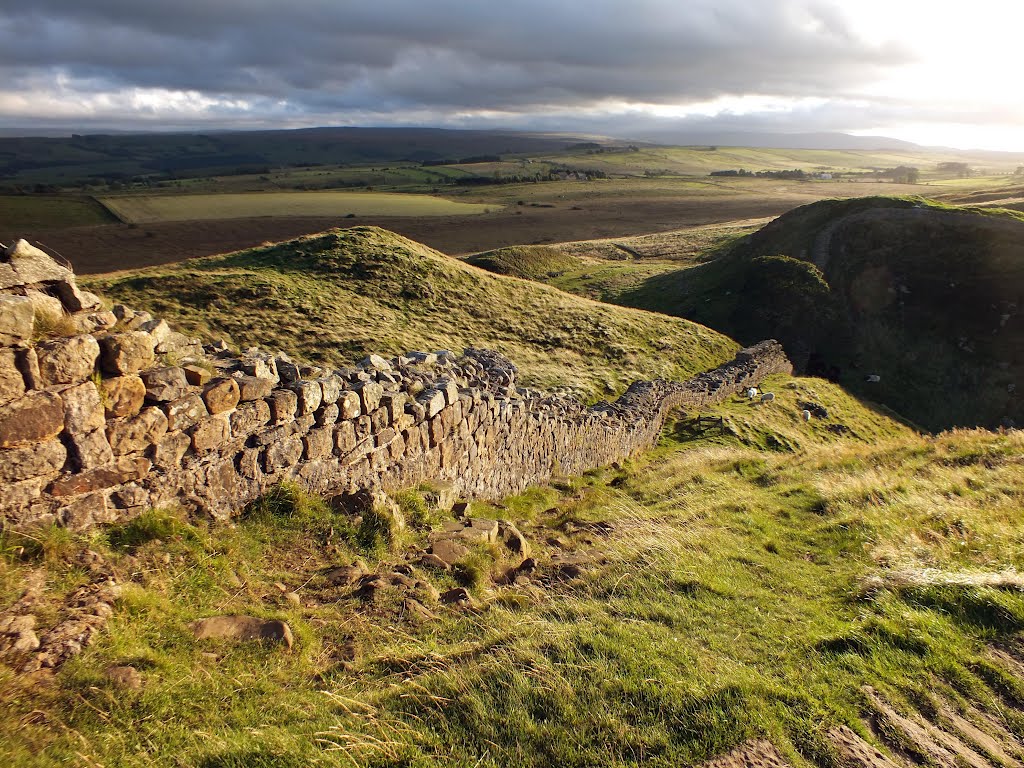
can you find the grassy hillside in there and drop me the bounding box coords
[9,374,1024,767]
[464,245,586,280]
[475,199,1024,431]
[85,226,737,399]
[717,198,1024,431]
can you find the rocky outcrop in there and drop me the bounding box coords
[0,242,792,533]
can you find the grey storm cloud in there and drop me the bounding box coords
[0,0,908,120]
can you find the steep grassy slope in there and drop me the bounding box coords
[85,226,737,399]
[7,377,1024,767]
[712,198,1024,430]
[475,199,1024,430]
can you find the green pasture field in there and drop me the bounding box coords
[0,195,117,236]
[98,191,501,223]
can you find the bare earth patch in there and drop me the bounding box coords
[699,740,794,768]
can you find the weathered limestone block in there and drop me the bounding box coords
[438,379,460,405]
[254,423,298,447]
[0,348,26,403]
[99,332,155,376]
[49,456,151,496]
[341,435,372,466]
[54,279,101,313]
[141,366,189,403]
[0,262,18,290]
[61,381,105,435]
[68,428,114,470]
[234,374,274,402]
[354,415,371,441]
[203,377,240,415]
[190,616,293,648]
[315,402,339,426]
[230,399,271,437]
[100,375,146,418]
[0,392,65,448]
[138,318,170,345]
[0,295,34,346]
[106,406,168,455]
[380,392,408,421]
[387,431,405,460]
[156,331,200,357]
[268,389,298,424]
[406,400,426,421]
[303,427,333,460]
[276,358,301,383]
[191,414,231,453]
[431,539,470,566]
[33,335,97,391]
[467,518,500,544]
[417,389,446,418]
[0,440,67,483]
[237,447,262,479]
[59,492,110,530]
[264,436,303,472]
[317,375,342,405]
[24,289,65,321]
[370,406,391,434]
[182,364,212,386]
[5,240,72,284]
[72,309,116,335]
[153,430,190,469]
[334,421,356,453]
[240,355,278,383]
[164,393,208,431]
[353,380,383,414]
[338,390,361,419]
[289,380,322,416]
[428,417,445,447]
[358,354,392,371]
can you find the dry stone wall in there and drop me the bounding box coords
[0,241,792,532]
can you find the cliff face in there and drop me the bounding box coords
[0,239,791,532]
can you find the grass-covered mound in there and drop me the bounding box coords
[85,226,737,399]
[464,245,585,280]
[6,375,1024,767]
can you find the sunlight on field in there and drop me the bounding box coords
[99,191,499,223]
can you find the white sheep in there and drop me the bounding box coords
[802,409,812,422]
[865,374,881,383]
[760,392,775,403]
[746,387,759,399]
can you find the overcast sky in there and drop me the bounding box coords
[1,0,1020,149]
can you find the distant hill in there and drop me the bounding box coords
[622,129,921,151]
[0,127,625,188]
[85,226,737,400]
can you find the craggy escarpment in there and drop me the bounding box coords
[0,240,791,532]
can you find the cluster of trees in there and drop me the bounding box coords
[421,155,502,166]
[938,161,972,178]
[881,166,920,183]
[459,168,608,186]
[709,168,811,179]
